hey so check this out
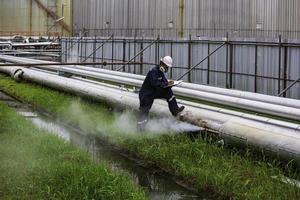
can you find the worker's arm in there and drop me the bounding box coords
[149,71,168,89]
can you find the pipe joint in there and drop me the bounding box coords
[12,69,24,82]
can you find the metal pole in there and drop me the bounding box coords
[176,42,226,81]
[115,38,159,71]
[123,38,126,72]
[134,35,137,74]
[254,44,258,93]
[170,40,173,79]
[93,36,96,63]
[187,34,192,82]
[111,35,114,70]
[207,42,210,85]
[155,35,159,65]
[179,0,184,37]
[77,38,80,62]
[229,43,233,88]
[80,37,83,62]
[84,38,87,61]
[278,77,300,97]
[278,35,282,94]
[225,33,229,88]
[64,38,67,62]
[283,46,288,97]
[140,38,144,75]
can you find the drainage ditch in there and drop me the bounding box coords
[0,91,208,200]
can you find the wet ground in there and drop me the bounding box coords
[0,91,209,200]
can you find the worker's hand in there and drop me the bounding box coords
[168,80,174,85]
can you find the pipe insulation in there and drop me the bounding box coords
[1,55,300,122]
[1,66,300,165]
[24,66,300,132]
[64,65,300,109]
[2,56,298,130]
[23,64,300,122]
[1,55,300,111]
[25,65,300,131]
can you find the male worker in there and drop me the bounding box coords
[137,56,184,131]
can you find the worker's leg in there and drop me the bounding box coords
[137,98,153,131]
[159,88,181,116]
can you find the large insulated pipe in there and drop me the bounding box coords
[21,65,299,132]
[1,66,300,165]
[57,64,300,110]
[1,55,300,120]
[22,66,300,132]
[29,65,300,122]
[1,55,300,109]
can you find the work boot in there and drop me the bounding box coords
[137,120,147,132]
[173,106,185,116]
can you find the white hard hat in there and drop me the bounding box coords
[160,56,173,68]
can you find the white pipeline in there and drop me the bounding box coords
[1,66,300,165]
[1,55,300,121]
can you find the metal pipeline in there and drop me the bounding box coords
[63,65,300,110]
[1,55,300,121]
[1,66,300,165]
[36,66,300,122]
[22,65,300,132]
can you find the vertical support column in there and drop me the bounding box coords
[229,43,234,88]
[84,38,87,62]
[187,34,192,82]
[155,35,160,65]
[170,40,173,79]
[93,36,96,63]
[128,38,131,73]
[207,42,210,85]
[59,37,62,62]
[283,46,288,97]
[140,38,144,75]
[133,35,137,74]
[111,35,114,70]
[179,0,184,37]
[64,38,67,62]
[67,36,71,62]
[254,44,258,93]
[225,32,229,88]
[123,38,126,72]
[77,38,80,63]
[278,35,282,94]
[101,39,104,68]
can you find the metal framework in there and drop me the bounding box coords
[61,36,300,99]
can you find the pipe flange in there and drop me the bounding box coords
[12,69,24,82]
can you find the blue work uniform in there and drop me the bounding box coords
[138,66,180,129]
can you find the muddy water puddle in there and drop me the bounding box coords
[0,91,209,200]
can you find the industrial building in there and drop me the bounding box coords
[1,1,300,199]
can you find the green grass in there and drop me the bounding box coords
[1,74,300,199]
[0,102,147,199]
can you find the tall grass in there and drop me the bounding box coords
[0,102,147,199]
[1,74,300,199]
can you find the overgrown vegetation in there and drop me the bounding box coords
[0,101,147,199]
[1,74,300,199]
